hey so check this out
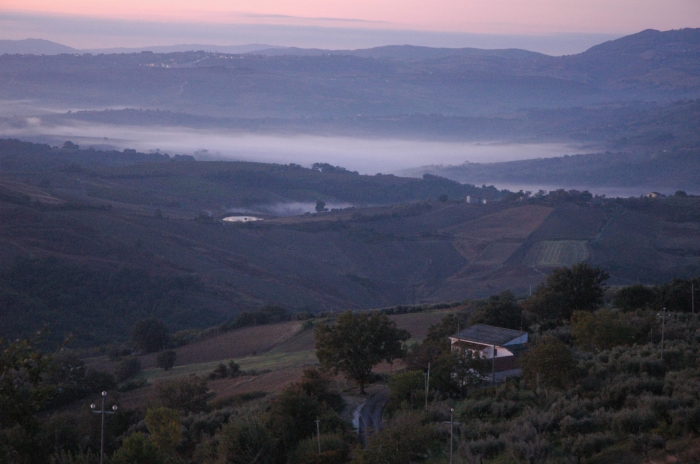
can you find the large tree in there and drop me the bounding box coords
[315,311,410,394]
[469,290,525,330]
[520,336,575,399]
[523,262,609,323]
[131,318,169,353]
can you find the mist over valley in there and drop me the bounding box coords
[1,28,700,345]
[3,2,700,459]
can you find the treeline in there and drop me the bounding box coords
[0,256,220,346]
[0,138,176,172]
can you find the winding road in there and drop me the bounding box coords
[355,388,389,447]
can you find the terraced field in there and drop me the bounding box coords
[523,240,590,267]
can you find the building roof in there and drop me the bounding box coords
[450,324,527,346]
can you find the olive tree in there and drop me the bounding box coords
[315,311,410,394]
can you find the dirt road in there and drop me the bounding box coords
[356,388,388,447]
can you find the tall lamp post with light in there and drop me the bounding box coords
[91,391,118,464]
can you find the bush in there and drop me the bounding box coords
[112,433,163,464]
[289,433,350,464]
[218,418,275,464]
[115,357,142,383]
[132,319,170,354]
[155,375,213,414]
[155,350,177,371]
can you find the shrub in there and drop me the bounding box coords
[155,350,177,371]
[132,319,169,354]
[115,357,142,383]
[155,375,213,414]
[112,433,163,464]
[218,418,275,464]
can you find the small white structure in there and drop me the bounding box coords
[449,324,527,372]
[223,216,263,223]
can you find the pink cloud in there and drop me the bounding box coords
[2,0,699,34]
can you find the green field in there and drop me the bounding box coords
[523,240,589,267]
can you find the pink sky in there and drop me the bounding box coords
[3,0,699,35]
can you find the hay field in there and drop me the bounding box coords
[523,240,589,267]
[99,309,461,402]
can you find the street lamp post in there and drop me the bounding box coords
[91,391,117,464]
[315,419,321,455]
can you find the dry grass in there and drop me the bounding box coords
[449,205,553,242]
[87,309,460,411]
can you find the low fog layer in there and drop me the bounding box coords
[0,120,575,174]
[229,202,357,216]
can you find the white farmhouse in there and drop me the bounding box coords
[449,324,528,372]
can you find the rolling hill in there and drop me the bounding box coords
[1,29,698,120]
[1,140,699,347]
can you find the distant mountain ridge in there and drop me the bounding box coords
[0,38,555,59]
[2,28,698,61]
[82,43,283,55]
[247,44,546,60]
[0,38,78,55]
[584,28,700,56]
[0,39,283,56]
[2,28,699,119]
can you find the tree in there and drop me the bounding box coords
[520,336,575,398]
[522,263,609,323]
[315,200,327,212]
[145,407,181,457]
[132,319,169,354]
[267,385,329,451]
[289,433,350,464]
[352,411,440,463]
[571,309,636,351]
[315,311,410,393]
[218,418,275,464]
[155,350,176,371]
[386,370,425,412]
[0,334,53,452]
[469,290,524,330]
[613,284,655,311]
[297,368,345,413]
[155,375,213,414]
[112,432,163,464]
[115,357,142,383]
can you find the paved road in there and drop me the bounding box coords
[356,388,388,447]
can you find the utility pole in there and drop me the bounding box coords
[492,345,496,386]
[449,408,454,464]
[660,308,667,362]
[315,419,321,455]
[692,283,695,315]
[91,391,117,464]
[424,362,430,410]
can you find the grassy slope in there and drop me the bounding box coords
[96,308,461,407]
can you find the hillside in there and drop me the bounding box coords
[1,29,698,121]
[86,309,460,406]
[1,140,699,347]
